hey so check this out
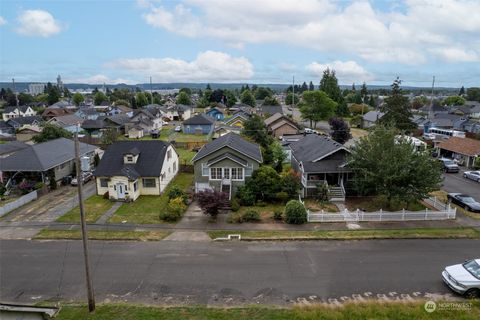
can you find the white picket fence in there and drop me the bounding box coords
[0,190,38,217]
[307,197,456,223]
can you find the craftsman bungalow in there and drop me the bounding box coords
[94,141,179,201]
[192,133,262,199]
[264,113,300,138]
[290,134,351,200]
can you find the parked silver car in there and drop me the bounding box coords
[71,172,93,186]
[442,259,480,298]
[464,171,480,182]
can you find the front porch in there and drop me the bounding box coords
[300,172,352,201]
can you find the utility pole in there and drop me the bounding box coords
[12,78,19,106]
[429,76,435,119]
[292,75,295,107]
[150,76,153,104]
[74,127,95,312]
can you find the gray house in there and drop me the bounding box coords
[290,134,351,200]
[182,114,215,135]
[362,110,384,128]
[192,133,262,199]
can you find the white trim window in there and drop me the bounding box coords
[231,168,244,180]
[100,178,108,188]
[223,168,230,179]
[210,167,222,180]
[201,163,209,176]
[142,178,156,188]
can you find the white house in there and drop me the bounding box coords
[2,106,37,121]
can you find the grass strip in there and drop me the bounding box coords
[34,229,170,241]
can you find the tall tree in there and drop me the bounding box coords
[135,92,148,107]
[18,93,34,105]
[467,87,480,102]
[379,78,416,131]
[459,86,465,96]
[348,126,442,207]
[94,91,108,105]
[242,114,272,147]
[443,96,465,106]
[176,91,192,105]
[254,87,272,100]
[72,93,84,106]
[299,90,337,128]
[360,82,368,103]
[263,96,280,106]
[308,81,315,91]
[319,69,347,116]
[285,92,299,106]
[33,124,73,143]
[240,90,256,107]
[223,90,237,107]
[300,82,308,93]
[328,117,351,144]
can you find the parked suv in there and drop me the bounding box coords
[71,172,93,186]
[439,158,459,173]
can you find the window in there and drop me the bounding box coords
[126,156,133,162]
[231,168,244,180]
[167,150,172,160]
[173,161,177,172]
[223,168,230,179]
[143,178,156,188]
[210,167,222,180]
[201,164,208,176]
[100,178,108,188]
[133,181,137,192]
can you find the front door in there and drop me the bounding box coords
[116,183,126,199]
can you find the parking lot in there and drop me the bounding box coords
[442,169,480,200]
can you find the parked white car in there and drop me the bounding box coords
[442,259,480,298]
[464,171,480,182]
[304,128,318,134]
[174,125,182,132]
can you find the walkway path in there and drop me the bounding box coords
[96,202,122,224]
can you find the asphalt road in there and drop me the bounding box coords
[1,239,478,306]
[442,170,480,200]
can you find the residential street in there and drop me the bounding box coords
[1,239,477,306]
[442,170,480,200]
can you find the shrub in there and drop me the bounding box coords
[242,210,261,222]
[167,185,188,204]
[49,177,58,190]
[230,198,240,212]
[275,191,289,203]
[256,200,267,207]
[285,200,307,224]
[34,182,45,190]
[273,210,283,220]
[316,183,329,202]
[103,191,109,200]
[18,180,33,194]
[236,186,255,206]
[227,212,243,223]
[0,183,5,196]
[197,189,229,217]
[161,197,186,222]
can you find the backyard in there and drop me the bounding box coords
[108,173,194,224]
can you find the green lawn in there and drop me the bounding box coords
[35,229,170,241]
[56,195,114,223]
[108,173,193,224]
[176,148,197,164]
[208,227,480,241]
[171,132,209,142]
[50,301,480,320]
[229,203,286,223]
[346,197,427,212]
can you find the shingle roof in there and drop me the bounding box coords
[94,141,171,178]
[362,110,385,122]
[290,134,346,163]
[4,106,31,113]
[264,113,284,126]
[105,114,130,125]
[0,141,29,156]
[81,119,105,129]
[51,114,84,126]
[7,115,43,126]
[192,133,262,163]
[438,137,480,156]
[183,114,215,125]
[206,152,248,166]
[270,119,299,131]
[258,105,283,116]
[0,138,97,172]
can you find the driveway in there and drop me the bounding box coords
[0,182,96,224]
[1,239,476,305]
[442,169,480,199]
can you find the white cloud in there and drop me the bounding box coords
[106,51,254,82]
[306,60,374,83]
[0,16,6,26]
[16,10,62,37]
[140,0,480,64]
[65,74,137,85]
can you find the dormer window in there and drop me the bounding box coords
[127,156,133,162]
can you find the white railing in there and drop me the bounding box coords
[307,206,456,223]
[340,179,345,197]
[0,190,38,217]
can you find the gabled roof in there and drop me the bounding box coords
[49,100,74,109]
[192,133,262,163]
[94,141,171,178]
[206,107,224,115]
[224,112,250,125]
[7,115,43,126]
[362,110,385,122]
[206,152,248,167]
[264,113,284,126]
[81,119,105,129]
[0,138,97,172]
[105,114,130,125]
[270,119,299,131]
[0,141,29,156]
[183,114,215,125]
[290,134,347,165]
[49,114,83,126]
[4,106,32,113]
[438,137,480,156]
[258,105,283,116]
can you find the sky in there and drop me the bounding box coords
[0,0,479,87]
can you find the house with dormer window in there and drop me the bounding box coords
[192,133,262,199]
[94,141,179,201]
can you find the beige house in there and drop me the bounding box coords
[264,113,299,138]
[94,141,179,201]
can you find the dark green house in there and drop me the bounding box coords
[192,133,262,199]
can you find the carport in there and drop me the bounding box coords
[437,137,480,168]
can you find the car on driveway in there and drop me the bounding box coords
[174,125,182,132]
[439,158,459,173]
[447,193,480,212]
[71,172,93,186]
[464,171,480,182]
[442,259,480,298]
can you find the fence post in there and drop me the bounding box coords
[380,209,382,221]
[434,196,437,209]
[425,208,428,220]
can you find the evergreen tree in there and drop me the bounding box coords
[240,90,255,107]
[206,83,211,90]
[319,68,345,116]
[242,114,272,147]
[459,86,465,96]
[360,82,368,102]
[379,78,416,131]
[300,82,308,93]
[368,95,376,108]
[308,81,315,91]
